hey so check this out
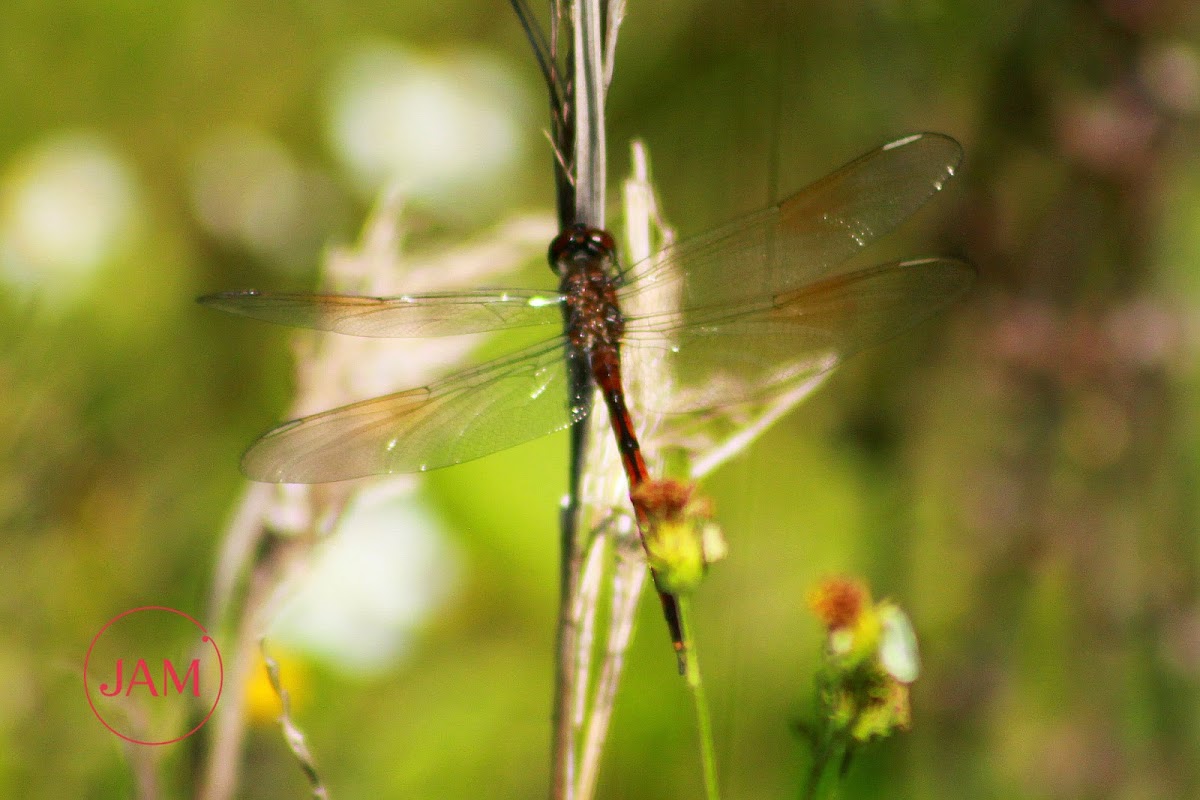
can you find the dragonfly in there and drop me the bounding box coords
[202,132,973,660]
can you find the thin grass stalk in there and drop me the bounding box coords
[572,0,606,227]
[550,0,615,795]
[680,597,721,800]
[262,644,329,799]
[572,139,669,800]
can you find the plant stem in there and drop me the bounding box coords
[680,596,721,800]
[549,0,609,795]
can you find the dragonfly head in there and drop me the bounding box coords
[547,224,617,276]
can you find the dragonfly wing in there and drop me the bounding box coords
[199,289,565,337]
[242,338,585,482]
[620,133,962,309]
[625,258,975,412]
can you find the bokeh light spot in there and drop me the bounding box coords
[268,487,460,674]
[0,132,138,303]
[326,42,531,216]
[189,126,343,271]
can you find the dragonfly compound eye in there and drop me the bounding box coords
[548,225,616,273]
[548,225,586,273]
[588,229,616,255]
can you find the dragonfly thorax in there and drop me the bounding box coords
[550,225,625,356]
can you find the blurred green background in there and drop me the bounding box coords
[3,0,1199,797]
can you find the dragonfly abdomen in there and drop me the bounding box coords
[590,344,649,488]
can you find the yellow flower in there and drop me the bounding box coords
[807,576,919,742]
[633,479,726,595]
[245,649,309,724]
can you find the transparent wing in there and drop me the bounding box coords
[620,133,962,310]
[198,289,566,337]
[624,258,975,412]
[242,337,584,482]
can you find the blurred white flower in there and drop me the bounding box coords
[0,131,138,302]
[326,42,532,217]
[878,603,920,684]
[269,482,461,674]
[189,126,343,270]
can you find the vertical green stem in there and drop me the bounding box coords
[800,732,838,800]
[799,698,860,800]
[679,596,721,800]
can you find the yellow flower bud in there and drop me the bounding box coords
[632,479,725,595]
